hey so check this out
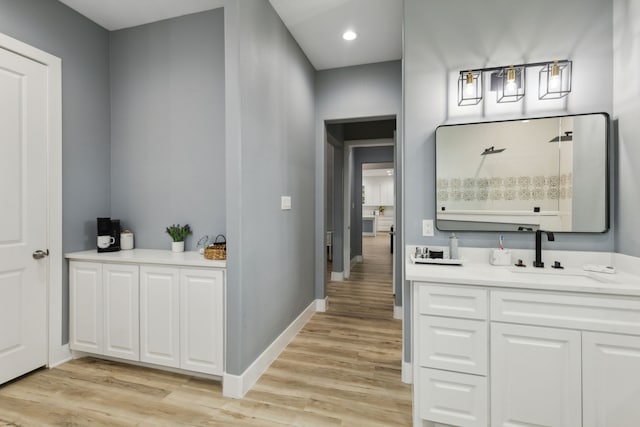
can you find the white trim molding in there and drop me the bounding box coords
[222,299,319,399]
[402,361,412,384]
[330,271,344,281]
[315,297,328,312]
[351,255,363,267]
[0,32,67,368]
[394,305,403,320]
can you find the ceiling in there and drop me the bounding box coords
[269,0,402,70]
[58,0,402,71]
[58,0,225,31]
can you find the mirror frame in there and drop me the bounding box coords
[434,112,610,234]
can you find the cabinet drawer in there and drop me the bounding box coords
[491,290,640,334]
[418,284,487,320]
[419,316,487,375]
[418,367,488,427]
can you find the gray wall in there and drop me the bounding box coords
[315,60,402,301]
[351,146,395,258]
[224,0,316,376]
[404,0,614,362]
[614,0,640,257]
[0,0,111,344]
[110,9,226,251]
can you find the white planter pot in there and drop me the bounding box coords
[172,241,185,253]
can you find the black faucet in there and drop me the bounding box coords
[533,230,555,268]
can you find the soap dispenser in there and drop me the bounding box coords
[449,233,459,260]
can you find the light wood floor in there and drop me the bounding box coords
[0,234,410,426]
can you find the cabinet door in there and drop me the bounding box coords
[69,262,103,353]
[380,179,394,205]
[103,264,139,361]
[491,323,581,427]
[583,332,640,427]
[180,268,224,375]
[140,266,180,368]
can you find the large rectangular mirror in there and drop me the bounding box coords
[435,113,609,232]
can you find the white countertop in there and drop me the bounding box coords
[66,249,226,269]
[406,248,640,297]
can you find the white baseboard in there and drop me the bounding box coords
[48,344,72,368]
[223,299,319,399]
[316,297,328,312]
[350,255,363,267]
[330,271,344,281]
[402,361,412,384]
[393,305,403,320]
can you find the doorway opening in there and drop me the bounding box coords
[324,117,398,318]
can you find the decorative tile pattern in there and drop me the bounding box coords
[518,188,531,200]
[532,188,545,200]
[437,173,572,208]
[518,176,531,186]
[463,190,475,201]
[533,176,545,187]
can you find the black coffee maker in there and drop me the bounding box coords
[97,217,121,252]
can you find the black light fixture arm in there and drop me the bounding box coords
[459,59,571,77]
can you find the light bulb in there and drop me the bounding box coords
[505,67,517,93]
[549,61,561,90]
[464,72,475,96]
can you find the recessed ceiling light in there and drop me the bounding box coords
[342,30,357,41]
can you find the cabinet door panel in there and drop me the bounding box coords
[491,323,581,427]
[180,268,224,375]
[583,332,640,427]
[140,266,180,367]
[103,264,139,361]
[69,262,103,353]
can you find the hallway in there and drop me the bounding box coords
[0,235,410,426]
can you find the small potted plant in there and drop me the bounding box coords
[165,224,192,252]
[379,206,386,216]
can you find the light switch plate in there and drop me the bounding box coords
[281,196,291,210]
[422,219,434,237]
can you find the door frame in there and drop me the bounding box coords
[0,33,66,367]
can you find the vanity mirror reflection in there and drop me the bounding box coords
[435,113,609,232]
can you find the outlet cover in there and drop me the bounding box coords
[422,219,434,237]
[281,196,291,210]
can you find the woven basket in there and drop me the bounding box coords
[204,234,226,260]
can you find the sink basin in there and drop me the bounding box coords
[510,267,618,285]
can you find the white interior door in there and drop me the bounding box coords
[0,46,49,384]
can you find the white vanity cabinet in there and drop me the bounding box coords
[68,250,225,377]
[413,281,640,427]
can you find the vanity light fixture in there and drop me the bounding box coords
[539,60,572,99]
[457,70,483,106]
[457,60,572,106]
[342,30,358,41]
[495,65,525,103]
